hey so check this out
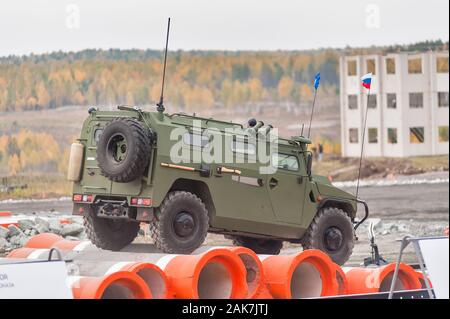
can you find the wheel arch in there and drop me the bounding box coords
[318,198,356,220]
[168,178,216,221]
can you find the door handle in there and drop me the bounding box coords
[269,178,278,189]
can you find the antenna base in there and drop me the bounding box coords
[156,102,165,113]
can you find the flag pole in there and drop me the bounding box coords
[307,89,317,138]
[307,73,320,138]
[355,88,371,199]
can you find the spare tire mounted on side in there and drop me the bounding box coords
[97,117,152,183]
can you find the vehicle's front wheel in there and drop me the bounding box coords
[84,206,140,251]
[232,236,283,255]
[301,207,355,265]
[150,191,209,254]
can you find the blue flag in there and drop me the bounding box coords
[314,72,321,90]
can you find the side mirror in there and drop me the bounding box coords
[306,153,313,176]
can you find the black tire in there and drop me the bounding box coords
[84,206,140,251]
[150,191,209,254]
[302,207,355,265]
[232,237,283,255]
[97,117,151,183]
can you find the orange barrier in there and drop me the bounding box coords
[157,248,247,299]
[331,262,349,295]
[68,271,152,299]
[104,262,170,299]
[224,246,264,299]
[25,233,64,249]
[260,250,338,299]
[345,263,421,294]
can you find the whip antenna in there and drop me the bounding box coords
[157,17,171,113]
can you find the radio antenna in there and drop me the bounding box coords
[157,17,171,113]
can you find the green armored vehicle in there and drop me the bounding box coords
[68,105,368,265]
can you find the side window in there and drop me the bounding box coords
[183,133,209,148]
[231,139,256,155]
[93,128,103,145]
[272,153,299,172]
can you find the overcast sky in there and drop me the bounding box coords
[0,0,448,56]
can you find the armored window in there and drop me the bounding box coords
[387,93,397,109]
[231,140,256,155]
[438,126,449,142]
[368,94,377,109]
[386,58,396,74]
[347,60,357,76]
[366,59,376,75]
[438,92,449,107]
[409,93,423,108]
[410,127,425,143]
[387,128,398,144]
[348,95,358,110]
[183,133,209,148]
[93,129,103,145]
[436,57,449,73]
[271,153,299,171]
[408,58,422,74]
[349,128,359,143]
[368,128,378,144]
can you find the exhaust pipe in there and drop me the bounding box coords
[67,271,151,299]
[259,250,338,298]
[344,263,421,294]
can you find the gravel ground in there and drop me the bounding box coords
[1,172,448,265]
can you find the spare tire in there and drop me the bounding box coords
[97,117,152,183]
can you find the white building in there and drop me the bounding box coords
[340,51,449,157]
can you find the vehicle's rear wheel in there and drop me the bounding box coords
[84,206,140,251]
[232,237,283,255]
[150,191,209,254]
[97,117,152,183]
[301,207,355,265]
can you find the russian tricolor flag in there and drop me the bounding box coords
[361,73,372,89]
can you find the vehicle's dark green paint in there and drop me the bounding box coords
[72,106,360,242]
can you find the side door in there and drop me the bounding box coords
[266,152,307,224]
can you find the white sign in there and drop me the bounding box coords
[0,260,73,299]
[419,238,449,299]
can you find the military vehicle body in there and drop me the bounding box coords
[69,106,368,265]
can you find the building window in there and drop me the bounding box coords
[410,127,425,143]
[347,60,357,76]
[408,58,422,74]
[387,93,397,109]
[366,59,376,75]
[436,57,449,73]
[409,93,423,108]
[438,92,449,107]
[387,128,398,144]
[348,95,358,109]
[368,128,378,143]
[349,128,359,143]
[386,58,396,74]
[368,94,377,109]
[439,126,449,142]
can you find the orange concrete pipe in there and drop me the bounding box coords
[157,248,248,299]
[253,284,274,299]
[81,261,170,299]
[67,271,152,299]
[331,262,349,296]
[415,271,433,289]
[25,233,64,249]
[7,247,51,259]
[260,249,338,298]
[344,263,421,294]
[223,246,264,299]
